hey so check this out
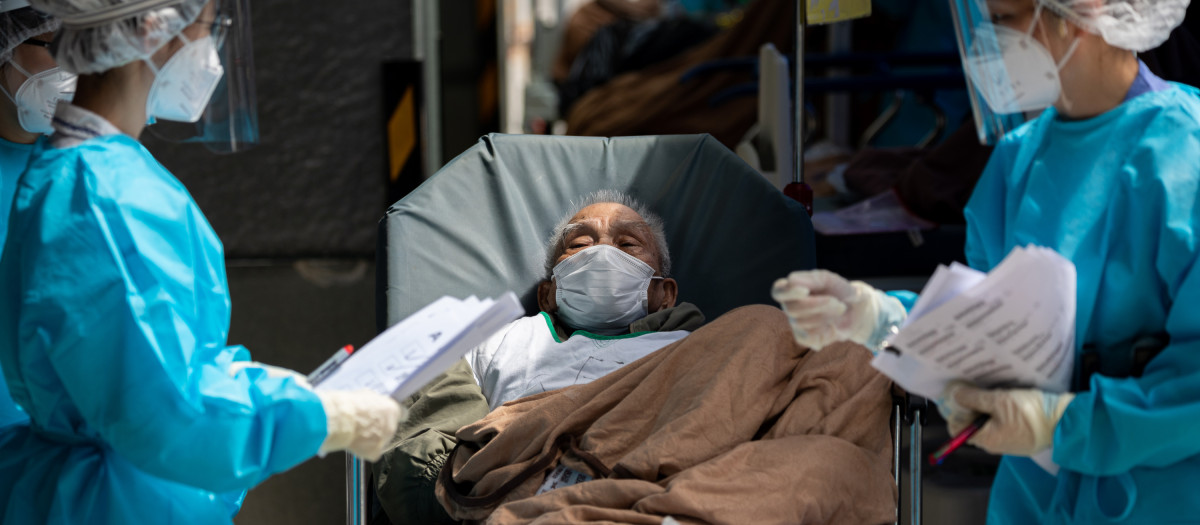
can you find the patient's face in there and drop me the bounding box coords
[538,202,678,317]
[554,202,662,273]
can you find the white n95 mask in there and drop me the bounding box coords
[553,244,664,335]
[146,33,224,123]
[0,61,76,135]
[964,8,1080,114]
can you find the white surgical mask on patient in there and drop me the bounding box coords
[553,244,663,335]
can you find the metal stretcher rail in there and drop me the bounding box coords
[894,391,927,525]
[348,396,927,525]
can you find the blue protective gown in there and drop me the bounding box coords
[963,80,1200,523]
[0,134,329,523]
[0,137,34,430]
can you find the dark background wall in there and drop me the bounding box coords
[144,0,415,258]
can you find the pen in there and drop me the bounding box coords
[928,414,990,466]
[307,345,354,385]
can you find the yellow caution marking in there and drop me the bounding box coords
[388,86,416,182]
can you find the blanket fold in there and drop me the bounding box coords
[437,305,896,525]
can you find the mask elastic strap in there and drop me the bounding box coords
[1030,3,1080,70]
[6,59,33,79]
[0,61,28,104]
[1056,37,1081,70]
[143,57,161,76]
[1026,4,1046,38]
[651,276,664,281]
[0,82,14,105]
[1054,39,1081,112]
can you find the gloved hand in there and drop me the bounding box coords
[228,361,312,388]
[938,381,1075,457]
[771,269,906,352]
[316,389,407,462]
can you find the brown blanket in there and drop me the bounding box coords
[436,305,896,524]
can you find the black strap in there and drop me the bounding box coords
[1075,333,1169,391]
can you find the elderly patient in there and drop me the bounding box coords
[374,191,704,522]
[472,191,707,409]
[374,191,895,525]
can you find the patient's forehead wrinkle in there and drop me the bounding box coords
[611,220,651,236]
[561,223,585,236]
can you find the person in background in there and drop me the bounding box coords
[774,0,1200,523]
[0,4,72,431]
[0,0,403,523]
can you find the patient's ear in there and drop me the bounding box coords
[537,280,557,313]
[652,278,678,312]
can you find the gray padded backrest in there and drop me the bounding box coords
[377,133,815,330]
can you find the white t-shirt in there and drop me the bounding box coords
[465,313,690,410]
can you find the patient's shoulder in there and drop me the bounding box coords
[464,315,548,373]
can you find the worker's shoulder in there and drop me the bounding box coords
[1122,87,1200,199]
[32,135,167,185]
[31,136,202,225]
[1135,84,1200,131]
[79,136,194,202]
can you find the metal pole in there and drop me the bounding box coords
[497,0,508,134]
[783,0,813,215]
[793,0,805,186]
[893,402,902,525]
[346,454,368,525]
[416,0,443,178]
[910,407,923,525]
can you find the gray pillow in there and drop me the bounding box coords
[377,133,815,329]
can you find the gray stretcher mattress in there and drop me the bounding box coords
[377,133,815,329]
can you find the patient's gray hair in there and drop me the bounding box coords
[544,190,672,278]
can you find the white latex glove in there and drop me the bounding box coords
[316,389,407,462]
[228,361,312,389]
[771,269,905,351]
[939,381,1075,457]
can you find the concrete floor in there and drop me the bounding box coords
[223,260,995,525]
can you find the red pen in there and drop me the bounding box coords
[928,415,990,466]
[307,345,354,385]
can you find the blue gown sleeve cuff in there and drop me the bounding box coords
[886,290,918,313]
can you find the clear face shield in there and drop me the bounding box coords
[950,0,1073,145]
[148,0,258,153]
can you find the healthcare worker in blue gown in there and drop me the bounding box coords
[0,0,406,522]
[771,0,1200,523]
[0,5,74,432]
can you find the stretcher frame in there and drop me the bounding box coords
[351,133,924,525]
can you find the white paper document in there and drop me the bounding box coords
[872,246,1077,399]
[872,246,1076,474]
[314,292,524,400]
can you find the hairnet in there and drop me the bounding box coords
[27,0,207,74]
[1043,0,1190,51]
[0,7,58,65]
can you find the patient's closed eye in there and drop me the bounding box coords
[567,236,594,250]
